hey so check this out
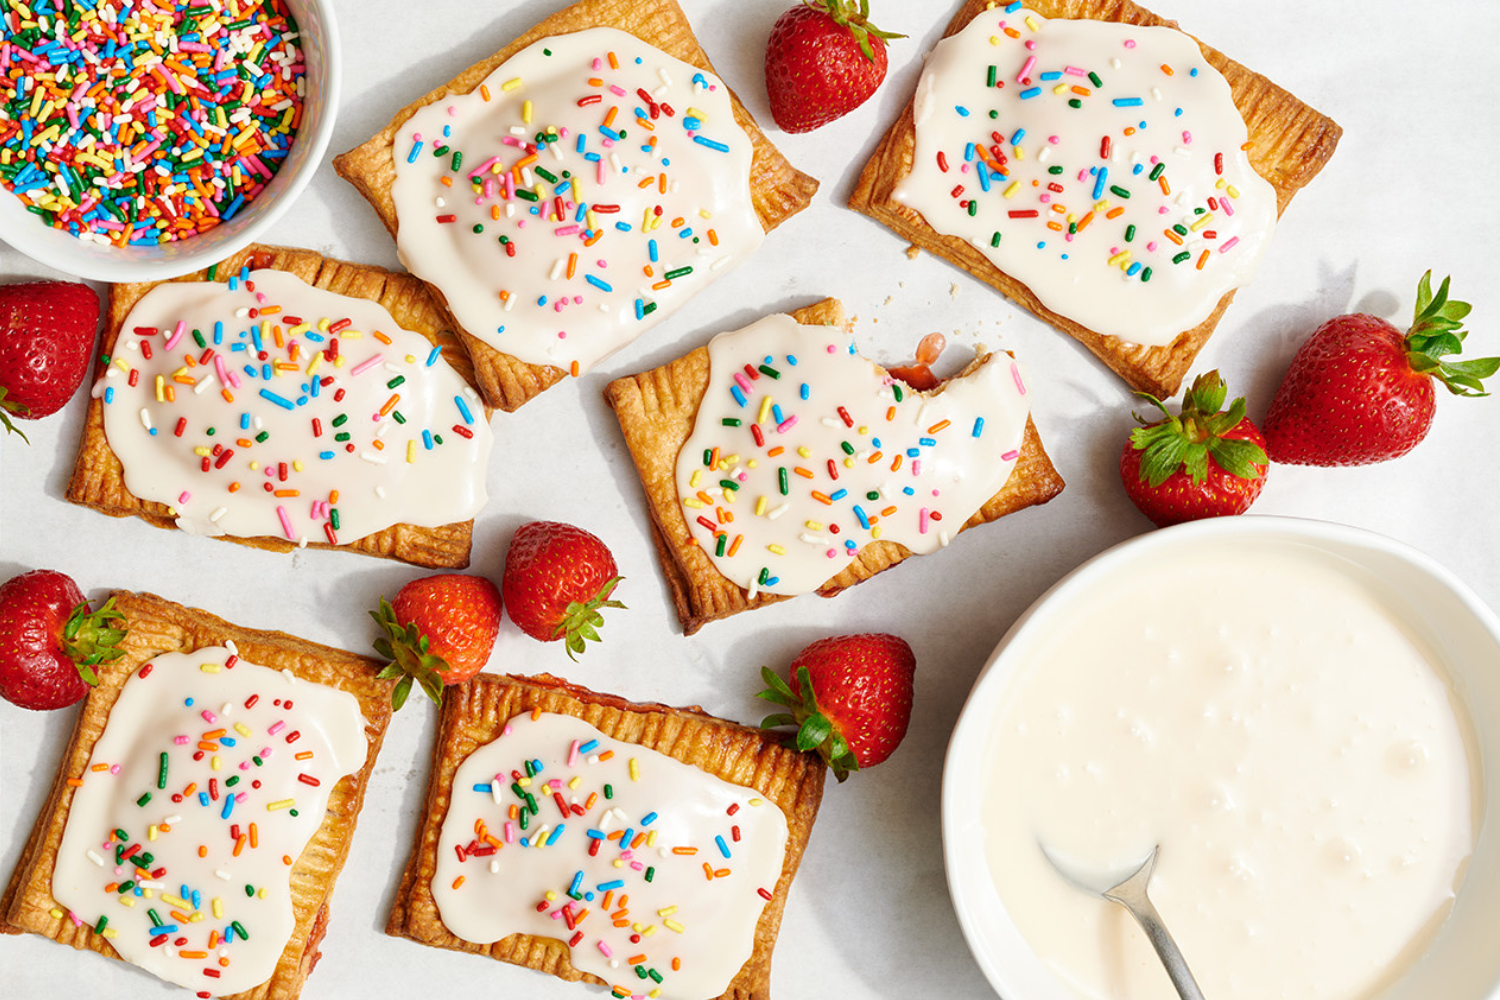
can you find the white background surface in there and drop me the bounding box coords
[3,1,1499,998]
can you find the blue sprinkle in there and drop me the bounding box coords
[964,141,976,162]
[150,925,178,936]
[955,104,971,117]
[1010,128,1026,146]
[872,437,882,448]
[426,345,442,367]
[472,783,492,793]
[678,227,693,239]
[641,812,658,826]
[683,116,702,130]
[224,924,235,943]
[1092,167,1108,200]
[103,386,114,404]
[853,505,870,530]
[830,488,848,501]
[715,835,731,859]
[220,736,236,747]
[406,141,423,164]
[580,740,599,754]
[576,134,587,154]
[422,429,434,450]
[520,837,530,848]
[455,395,474,424]
[1019,87,1042,100]
[906,447,920,458]
[240,413,251,430]
[1004,0,1022,9]
[319,451,335,460]
[1112,97,1144,107]
[531,759,544,774]
[585,274,613,292]
[258,389,294,410]
[1126,261,1143,276]
[597,879,626,892]
[1040,70,1062,81]
[977,165,991,192]
[614,221,631,231]
[648,239,659,262]
[919,437,937,446]
[772,403,785,425]
[620,828,635,846]
[220,795,234,820]
[731,385,747,408]
[692,135,729,152]
[569,871,584,896]
[546,825,565,846]
[1174,107,1183,117]
[213,320,223,344]
[585,152,602,162]
[903,486,915,496]
[586,829,605,840]
[1190,67,1199,77]
[634,299,644,321]
[799,382,809,401]
[786,354,798,366]
[599,126,622,141]
[972,417,986,438]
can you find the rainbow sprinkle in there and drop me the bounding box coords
[0,0,306,246]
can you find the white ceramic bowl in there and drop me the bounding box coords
[0,0,339,282]
[943,516,1500,1000]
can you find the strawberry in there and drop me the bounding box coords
[1120,370,1269,528]
[371,574,502,709]
[0,281,101,442]
[1264,272,1497,466]
[501,521,624,659]
[0,569,127,711]
[757,633,915,782]
[764,0,904,134]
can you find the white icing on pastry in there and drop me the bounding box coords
[894,5,1278,347]
[390,27,764,373]
[51,646,368,995]
[676,313,1031,596]
[431,711,787,1000]
[94,268,493,545]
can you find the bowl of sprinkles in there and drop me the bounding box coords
[0,0,338,282]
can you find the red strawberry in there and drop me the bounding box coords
[757,633,915,782]
[1120,370,1269,528]
[371,574,502,708]
[0,281,101,442]
[764,1,904,134]
[501,521,624,659]
[0,569,127,711]
[1264,272,1496,466]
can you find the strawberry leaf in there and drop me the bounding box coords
[0,388,30,444]
[760,712,798,728]
[1129,371,1262,487]
[756,665,799,706]
[392,674,413,711]
[61,597,127,686]
[369,597,451,708]
[1205,436,1269,480]
[1404,272,1494,396]
[795,711,833,752]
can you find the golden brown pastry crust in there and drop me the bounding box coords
[65,242,488,569]
[848,0,1342,397]
[333,0,820,412]
[0,591,395,1000]
[604,299,1066,634]
[385,672,825,1000]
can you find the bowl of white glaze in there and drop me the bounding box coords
[0,0,338,283]
[943,516,1500,1000]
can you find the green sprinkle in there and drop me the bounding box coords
[433,144,449,157]
[93,915,108,935]
[226,775,239,787]
[866,491,880,501]
[515,189,539,202]
[450,151,463,172]
[392,411,406,425]
[703,448,713,468]
[472,224,484,234]
[207,264,219,282]
[232,921,249,940]
[778,467,789,496]
[330,508,341,531]
[892,384,904,402]
[1141,267,1153,282]
[535,166,558,183]
[986,65,997,87]
[1068,98,1082,109]
[1148,162,1165,181]
[136,793,151,807]
[1125,224,1137,242]
[840,441,855,455]
[604,784,614,800]
[1088,71,1103,87]
[192,329,206,349]
[387,375,406,389]
[967,200,977,217]
[1173,251,1191,264]
[252,755,263,767]
[663,266,693,280]
[1048,165,1064,175]
[1109,185,1131,199]
[635,966,648,980]
[645,866,655,882]
[718,479,739,492]
[991,232,1002,247]
[334,432,351,442]
[254,431,269,443]
[332,413,348,427]
[757,364,781,380]
[116,881,134,894]
[157,752,168,789]
[715,534,726,557]
[147,908,163,927]
[1172,224,1189,235]
[720,417,742,427]
[245,884,255,897]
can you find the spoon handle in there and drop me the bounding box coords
[1118,893,1208,1000]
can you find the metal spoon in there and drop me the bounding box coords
[1040,843,1207,1000]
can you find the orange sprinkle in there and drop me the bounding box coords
[867,451,884,464]
[601,891,614,911]
[885,405,896,422]
[637,176,655,189]
[570,360,580,377]
[1160,63,1175,76]
[439,176,453,188]
[379,394,400,416]
[91,763,110,772]
[658,173,667,195]
[272,489,299,498]
[1196,250,1210,270]
[249,823,258,849]
[452,876,466,890]
[481,84,491,101]
[607,51,619,69]
[628,954,648,964]
[531,707,543,721]
[727,534,743,556]
[67,777,83,787]
[1071,85,1092,96]
[567,253,578,279]
[233,834,247,857]
[651,279,672,291]
[702,862,715,881]
[672,847,698,855]
[295,751,314,761]
[673,958,681,972]
[198,845,208,858]
[714,868,730,877]
[767,446,785,457]
[1158,177,1171,196]
[793,466,814,480]
[890,454,903,472]
[1106,207,1126,219]
[282,855,293,865]
[707,229,719,246]
[603,105,618,129]
[1163,228,1184,246]
[374,330,392,345]
[710,446,721,471]
[882,506,898,517]
[178,951,208,960]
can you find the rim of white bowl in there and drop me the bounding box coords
[0,0,340,283]
[940,514,1500,1000]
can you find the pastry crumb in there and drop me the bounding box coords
[949,283,960,299]
[905,243,921,259]
[883,295,894,306]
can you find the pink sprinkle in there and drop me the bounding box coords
[776,415,798,433]
[276,506,295,540]
[911,459,921,476]
[505,822,516,843]
[214,355,229,387]
[469,155,501,177]
[597,941,614,958]
[1220,236,1240,253]
[630,861,644,870]
[1064,66,1085,77]
[239,761,252,771]
[200,709,217,723]
[500,135,521,147]
[554,225,580,236]
[1001,450,1020,461]
[1011,361,1027,395]
[173,735,189,745]
[1182,130,1193,143]
[919,508,930,534]
[609,85,626,96]
[1146,241,1159,252]
[554,301,567,313]
[164,320,186,350]
[826,549,837,559]
[1016,56,1036,83]
[1124,39,1137,48]
[733,372,752,393]
[268,721,286,736]
[1048,135,1060,144]
[350,354,384,376]
[67,911,82,928]
[260,747,273,759]
[1221,198,1235,217]
[592,57,602,70]
[178,491,192,505]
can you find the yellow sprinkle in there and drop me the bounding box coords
[755,496,767,516]
[758,396,773,425]
[101,928,118,939]
[722,488,736,505]
[501,77,523,92]
[118,895,136,908]
[629,758,641,782]
[155,374,165,402]
[568,776,581,789]
[688,469,702,488]
[234,723,251,737]
[1053,83,1069,95]
[113,357,130,372]
[188,911,204,923]
[642,925,657,937]
[871,526,883,539]
[211,756,221,771]
[1107,250,1132,267]
[682,497,705,509]
[646,830,657,846]
[545,890,558,901]
[796,446,811,459]
[844,457,856,469]
[1025,15,1039,30]
[162,893,191,909]
[212,898,224,919]
[1002,181,1021,199]
[722,453,740,466]
[292,460,304,473]
[198,663,221,673]
[1226,184,1240,198]
[1189,213,1214,232]
[805,520,825,531]
[768,544,787,555]
[148,825,158,841]
[685,106,708,121]
[522,99,533,124]
[664,919,685,933]
[306,354,322,375]
[749,798,764,806]
[49,908,64,919]
[257,888,267,899]
[658,906,678,917]
[407,440,417,464]
[266,799,294,811]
